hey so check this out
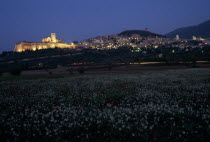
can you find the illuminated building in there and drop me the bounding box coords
[14,33,76,52]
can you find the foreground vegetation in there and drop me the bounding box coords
[0,45,210,73]
[0,68,209,141]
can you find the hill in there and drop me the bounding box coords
[165,20,210,39]
[118,30,164,37]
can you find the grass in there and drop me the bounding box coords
[0,68,209,141]
[0,70,155,81]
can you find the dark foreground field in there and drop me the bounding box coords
[0,68,209,142]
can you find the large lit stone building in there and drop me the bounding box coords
[14,33,76,52]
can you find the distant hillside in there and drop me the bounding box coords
[118,30,164,37]
[165,20,210,39]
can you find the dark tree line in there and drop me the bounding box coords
[0,45,210,74]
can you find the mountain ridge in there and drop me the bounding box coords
[118,30,164,37]
[165,20,210,39]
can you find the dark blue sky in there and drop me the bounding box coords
[0,0,210,52]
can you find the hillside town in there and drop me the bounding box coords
[78,32,210,50]
[14,31,210,52]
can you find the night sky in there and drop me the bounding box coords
[0,0,210,52]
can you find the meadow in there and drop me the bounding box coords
[0,68,209,141]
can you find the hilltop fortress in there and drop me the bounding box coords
[14,33,76,52]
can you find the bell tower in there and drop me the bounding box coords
[51,33,57,43]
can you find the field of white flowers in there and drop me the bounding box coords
[0,68,209,142]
